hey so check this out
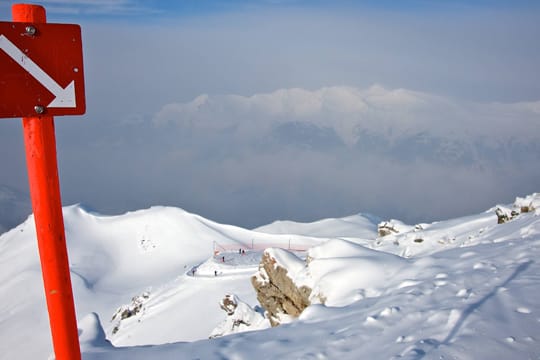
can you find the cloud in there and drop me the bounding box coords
[1,5,539,229]
[77,6,540,105]
[138,85,540,226]
[154,86,540,145]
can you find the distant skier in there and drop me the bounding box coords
[214,270,218,276]
[222,256,225,263]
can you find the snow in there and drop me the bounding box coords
[78,313,113,351]
[305,239,409,306]
[254,213,380,239]
[0,194,539,359]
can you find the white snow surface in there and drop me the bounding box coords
[253,213,380,239]
[0,195,539,359]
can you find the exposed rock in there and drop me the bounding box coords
[110,292,150,335]
[495,207,510,224]
[251,250,312,327]
[495,194,540,224]
[209,294,268,338]
[220,294,238,316]
[495,206,521,224]
[252,240,408,326]
[378,221,399,237]
[520,206,531,213]
[514,194,538,214]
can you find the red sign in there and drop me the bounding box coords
[0,21,85,118]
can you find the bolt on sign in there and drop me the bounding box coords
[0,21,85,117]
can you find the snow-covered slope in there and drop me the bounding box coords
[253,212,380,239]
[0,205,326,359]
[0,194,539,359]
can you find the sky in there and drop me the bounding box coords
[0,0,539,228]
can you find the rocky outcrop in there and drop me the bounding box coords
[251,250,312,327]
[514,194,538,214]
[110,292,150,335]
[251,239,410,327]
[220,294,240,316]
[209,294,267,338]
[496,194,540,224]
[378,221,399,237]
[495,207,516,224]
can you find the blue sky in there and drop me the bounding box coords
[2,0,539,21]
[1,0,539,228]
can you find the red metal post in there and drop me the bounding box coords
[12,4,81,360]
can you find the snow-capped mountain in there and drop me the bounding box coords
[140,85,540,228]
[154,86,540,167]
[0,193,539,359]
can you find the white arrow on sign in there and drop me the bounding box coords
[0,34,76,108]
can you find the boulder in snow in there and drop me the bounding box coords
[252,240,409,326]
[209,294,268,338]
[110,292,150,335]
[514,193,539,214]
[378,221,399,237]
[251,249,312,327]
[377,220,413,237]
